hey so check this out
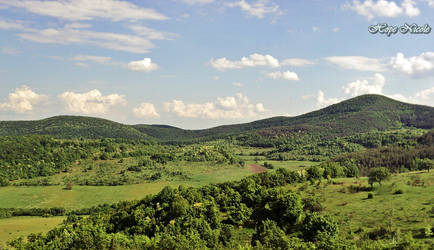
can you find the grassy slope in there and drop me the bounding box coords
[0,216,66,249]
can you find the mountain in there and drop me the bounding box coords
[0,95,433,141]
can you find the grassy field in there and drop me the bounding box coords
[0,163,253,209]
[286,171,434,245]
[0,216,66,249]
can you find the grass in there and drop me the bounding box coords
[0,216,65,249]
[303,171,434,244]
[0,163,252,209]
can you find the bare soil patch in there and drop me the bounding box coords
[248,164,267,174]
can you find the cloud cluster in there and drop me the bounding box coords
[0,86,47,113]
[133,103,160,118]
[342,73,385,96]
[281,58,315,67]
[226,0,280,19]
[390,52,434,77]
[267,71,299,81]
[210,53,280,71]
[59,89,127,115]
[316,90,342,108]
[164,93,265,119]
[0,0,168,21]
[127,58,158,72]
[345,0,420,20]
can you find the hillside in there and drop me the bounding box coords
[0,95,433,141]
[135,94,434,141]
[0,116,149,140]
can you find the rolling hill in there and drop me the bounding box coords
[0,94,433,141]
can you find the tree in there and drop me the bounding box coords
[302,212,339,241]
[368,167,391,187]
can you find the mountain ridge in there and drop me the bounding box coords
[0,94,433,141]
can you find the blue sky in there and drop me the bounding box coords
[0,0,433,129]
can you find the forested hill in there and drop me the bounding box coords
[0,94,433,141]
[0,116,149,140]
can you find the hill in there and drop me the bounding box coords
[0,95,433,141]
[135,94,434,141]
[0,116,149,140]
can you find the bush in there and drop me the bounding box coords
[302,212,339,241]
[368,167,391,187]
[367,193,374,199]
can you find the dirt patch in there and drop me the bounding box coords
[248,164,267,174]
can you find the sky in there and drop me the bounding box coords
[0,0,433,129]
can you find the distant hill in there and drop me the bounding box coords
[0,95,433,141]
[0,116,149,140]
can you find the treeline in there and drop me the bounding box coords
[334,130,434,175]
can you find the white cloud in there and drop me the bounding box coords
[332,27,340,32]
[345,0,420,20]
[325,56,387,72]
[133,102,160,118]
[164,93,265,119]
[0,0,168,21]
[342,73,385,97]
[267,71,299,81]
[226,0,280,19]
[316,90,342,108]
[127,58,158,72]
[390,52,434,77]
[281,58,315,67]
[18,25,156,54]
[387,87,434,106]
[181,0,214,5]
[126,25,175,40]
[210,53,279,71]
[59,89,126,115]
[0,19,25,30]
[72,55,112,64]
[426,0,434,7]
[312,26,319,32]
[0,85,47,113]
[233,82,243,87]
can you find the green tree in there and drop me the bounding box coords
[368,167,391,187]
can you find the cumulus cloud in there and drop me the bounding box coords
[133,103,160,118]
[342,73,385,97]
[426,0,434,7]
[390,52,434,77]
[0,0,168,21]
[164,93,265,119]
[127,58,158,72]
[345,0,420,20]
[210,53,280,71]
[59,89,126,115]
[281,58,315,67]
[316,90,342,108]
[267,71,299,81]
[0,85,47,113]
[226,0,280,19]
[325,56,387,72]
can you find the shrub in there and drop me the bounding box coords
[367,193,374,199]
[302,212,339,241]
